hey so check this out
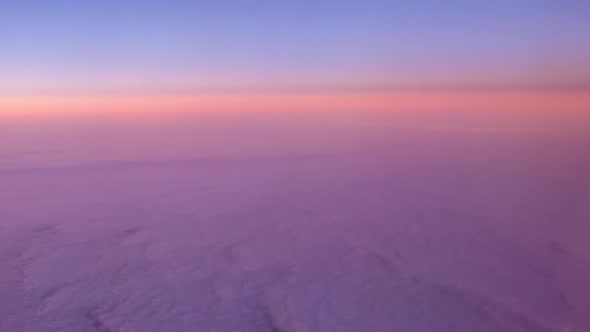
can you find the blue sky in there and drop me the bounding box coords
[1,0,589,94]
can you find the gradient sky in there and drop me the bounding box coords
[1,0,590,96]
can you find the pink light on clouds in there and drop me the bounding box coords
[1,90,589,120]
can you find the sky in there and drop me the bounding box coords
[0,0,589,114]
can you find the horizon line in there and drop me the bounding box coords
[2,83,590,97]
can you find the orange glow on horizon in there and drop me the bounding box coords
[1,91,589,119]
